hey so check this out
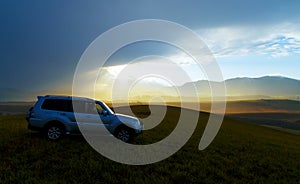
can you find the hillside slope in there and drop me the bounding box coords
[1,106,300,183]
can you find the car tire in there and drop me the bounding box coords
[115,127,133,143]
[45,123,65,140]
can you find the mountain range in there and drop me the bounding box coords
[0,76,299,102]
[181,76,300,100]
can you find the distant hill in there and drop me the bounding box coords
[180,76,300,100]
[0,88,70,102]
[225,76,300,97]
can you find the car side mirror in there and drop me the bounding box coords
[102,110,108,116]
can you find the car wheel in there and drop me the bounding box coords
[46,124,65,140]
[115,128,132,143]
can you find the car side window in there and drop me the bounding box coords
[41,99,57,110]
[41,99,61,111]
[41,99,73,112]
[86,102,98,114]
[72,101,98,114]
[41,99,104,114]
[72,100,86,113]
[63,100,73,112]
[95,103,104,114]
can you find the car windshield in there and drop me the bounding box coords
[96,101,114,115]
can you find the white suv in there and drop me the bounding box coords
[26,95,143,142]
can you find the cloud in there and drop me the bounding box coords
[77,22,300,100]
[197,22,300,58]
[101,56,202,87]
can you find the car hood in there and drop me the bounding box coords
[115,113,140,128]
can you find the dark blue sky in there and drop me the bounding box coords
[1,0,300,92]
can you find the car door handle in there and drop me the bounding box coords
[60,113,66,116]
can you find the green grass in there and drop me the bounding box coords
[262,125,300,135]
[1,106,300,183]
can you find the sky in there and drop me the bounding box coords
[1,0,300,98]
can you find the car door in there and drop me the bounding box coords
[74,100,111,135]
[58,99,77,131]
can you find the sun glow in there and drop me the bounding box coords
[105,64,127,76]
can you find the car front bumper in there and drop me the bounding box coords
[135,125,144,134]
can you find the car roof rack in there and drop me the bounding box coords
[42,95,94,101]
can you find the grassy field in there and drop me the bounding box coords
[262,125,300,136]
[0,102,34,115]
[1,105,300,183]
